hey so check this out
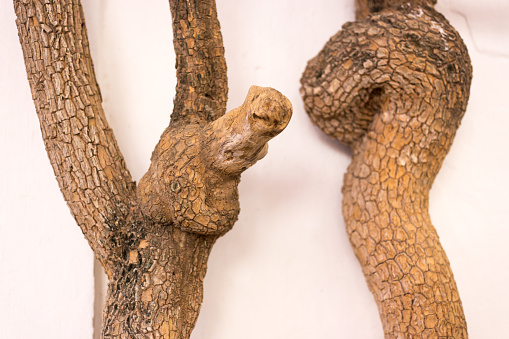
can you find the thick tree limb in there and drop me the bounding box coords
[14,0,135,277]
[301,1,471,337]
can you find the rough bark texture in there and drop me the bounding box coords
[301,1,472,338]
[13,0,135,278]
[14,0,292,337]
[169,0,228,125]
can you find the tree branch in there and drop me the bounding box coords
[14,0,135,276]
[169,0,228,126]
[301,2,471,338]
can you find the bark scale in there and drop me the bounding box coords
[301,1,472,338]
[14,0,292,337]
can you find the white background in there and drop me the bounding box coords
[1,0,508,338]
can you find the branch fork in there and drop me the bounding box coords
[14,0,292,337]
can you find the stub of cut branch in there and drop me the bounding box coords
[205,85,293,174]
[137,86,292,236]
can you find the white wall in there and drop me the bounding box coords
[1,0,508,338]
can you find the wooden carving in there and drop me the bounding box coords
[14,0,291,337]
[301,0,472,337]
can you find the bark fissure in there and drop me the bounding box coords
[301,1,471,338]
[14,0,292,337]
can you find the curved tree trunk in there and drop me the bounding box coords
[301,1,471,337]
[14,0,292,337]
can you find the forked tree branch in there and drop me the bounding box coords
[15,0,292,337]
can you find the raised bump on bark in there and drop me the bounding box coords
[137,86,292,235]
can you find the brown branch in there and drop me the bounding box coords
[15,0,292,337]
[169,0,228,126]
[301,2,471,338]
[14,0,135,276]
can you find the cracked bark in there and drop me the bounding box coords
[301,1,472,338]
[14,0,292,337]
